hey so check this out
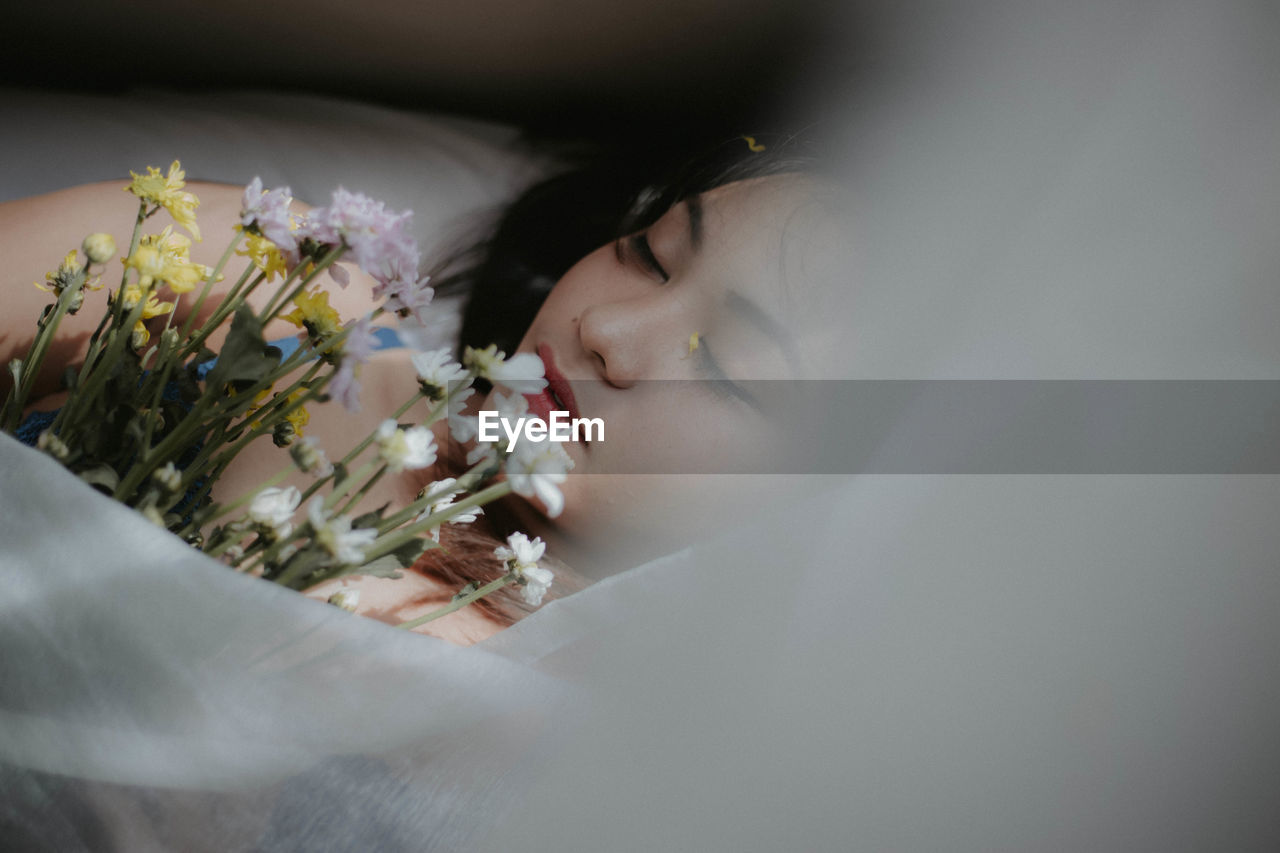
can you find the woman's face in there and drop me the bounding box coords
[483,174,844,573]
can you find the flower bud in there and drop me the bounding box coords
[272,420,298,448]
[64,288,85,315]
[327,588,361,612]
[36,430,70,462]
[289,436,334,477]
[151,461,183,494]
[82,233,117,265]
[247,486,299,540]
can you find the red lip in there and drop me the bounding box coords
[528,343,580,422]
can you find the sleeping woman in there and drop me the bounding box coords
[0,134,850,646]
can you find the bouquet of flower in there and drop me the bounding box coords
[1,162,571,627]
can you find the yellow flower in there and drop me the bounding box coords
[34,249,102,312]
[116,284,175,349]
[34,250,81,294]
[281,288,343,340]
[126,160,201,241]
[235,229,288,282]
[124,226,215,294]
[283,391,310,435]
[82,233,117,265]
[237,386,274,427]
[231,384,271,408]
[248,389,310,443]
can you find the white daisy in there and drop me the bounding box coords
[414,477,485,541]
[464,344,547,394]
[376,419,437,472]
[505,440,573,518]
[494,532,553,606]
[247,486,301,539]
[411,346,468,391]
[307,498,378,566]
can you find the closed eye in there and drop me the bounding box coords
[615,232,670,283]
[697,338,760,410]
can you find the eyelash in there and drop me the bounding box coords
[617,232,670,283]
[696,339,759,409]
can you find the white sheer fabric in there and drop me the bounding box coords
[3,0,1280,849]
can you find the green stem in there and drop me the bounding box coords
[61,288,150,455]
[190,463,295,529]
[335,466,387,517]
[177,267,264,362]
[364,481,510,564]
[178,232,245,340]
[138,328,180,452]
[323,460,381,510]
[294,385,431,507]
[395,575,513,630]
[190,357,324,481]
[2,269,91,430]
[113,391,216,500]
[376,454,491,534]
[51,295,119,435]
[260,245,345,321]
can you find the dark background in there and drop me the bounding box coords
[1,0,862,137]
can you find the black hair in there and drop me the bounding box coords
[418,128,825,628]
[434,129,823,358]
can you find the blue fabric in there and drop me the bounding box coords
[194,327,404,380]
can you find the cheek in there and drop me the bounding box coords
[553,400,780,527]
[590,385,775,476]
[551,473,781,573]
[519,253,612,346]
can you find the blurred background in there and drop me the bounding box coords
[0,0,847,137]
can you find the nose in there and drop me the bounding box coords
[578,293,681,388]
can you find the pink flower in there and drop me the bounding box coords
[329,362,361,412]
[240,177,298,260]
[296,188,421,299]
[382,273,435,324]
[328,316,379,413]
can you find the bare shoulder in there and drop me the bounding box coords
[0,180,253,392]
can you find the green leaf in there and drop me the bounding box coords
[352,504,390,528]
[204,305,280,390]
[386,537,430,569]
[269,548,329,588]
[345,556,405,579]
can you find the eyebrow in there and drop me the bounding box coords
[685,195,704,253]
